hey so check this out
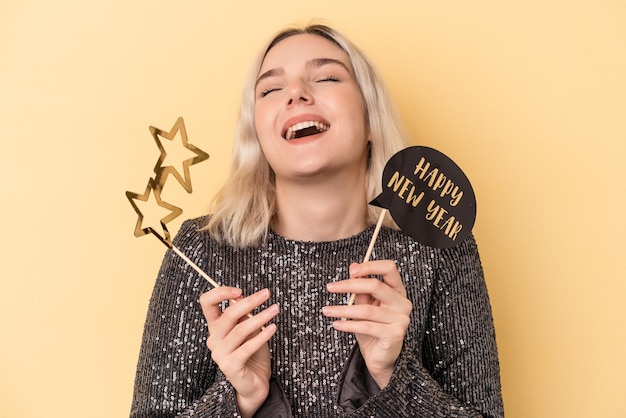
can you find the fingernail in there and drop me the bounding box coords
[326,282,337,291]
[232,287,242,296]
[332,320,345,329]
[349,264,360,277]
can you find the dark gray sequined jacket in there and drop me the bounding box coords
[131,217,504,417]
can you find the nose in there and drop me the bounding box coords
[286,80,312,107]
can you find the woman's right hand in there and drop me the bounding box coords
[199,287,279,418]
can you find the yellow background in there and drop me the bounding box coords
[1,1,624,417]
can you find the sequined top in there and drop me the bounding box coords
[130,217,503,417]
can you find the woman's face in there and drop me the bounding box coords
[254,34,369,181]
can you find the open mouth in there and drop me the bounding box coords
[283,121,330,140]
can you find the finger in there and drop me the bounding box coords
[323,303,398,323]
[199,286,243,324]
[328,278,408,308]
[230,315,278,360]
[349,262,376,305]
[325,304,410,336]
[220,289,272,323]
[209,289,272,336]
[353,292,373,306]
[211,303,280,354]
[331,316,409,340]
[351,260,407,296]
[231,302,279,337]
[219,323,278,375]
[350,260,397,279]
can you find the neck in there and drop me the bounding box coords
[272,171,369,242]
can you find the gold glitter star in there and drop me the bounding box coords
[126,178,183,247]
[151,116,209,193]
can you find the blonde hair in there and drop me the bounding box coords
[205,24,408,247]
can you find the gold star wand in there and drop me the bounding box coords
[125,117,221,289]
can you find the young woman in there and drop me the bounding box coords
[131,24,504,418]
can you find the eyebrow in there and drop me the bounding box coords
[307,58,351,73]
[255,58,352,88]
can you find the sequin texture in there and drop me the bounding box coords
[130,217,503,417]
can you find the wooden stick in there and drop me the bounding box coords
[346,208,388,307]
[171,245,221,288]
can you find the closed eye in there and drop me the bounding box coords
[317,75,340,83]
[259,86,281,98]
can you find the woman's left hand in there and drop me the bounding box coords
[322,260,412,388]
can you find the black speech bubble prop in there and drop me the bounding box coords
[370,146,476,248]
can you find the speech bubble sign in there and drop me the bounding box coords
[370,146,476,248]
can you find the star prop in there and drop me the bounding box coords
[126,178,182,247]
[151,116,210,193]
[126,117,209,247]
[125,117,257,322]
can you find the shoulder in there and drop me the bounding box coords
[171,215,211,248]
[179,215,210,233]
[439,233,481,265]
